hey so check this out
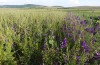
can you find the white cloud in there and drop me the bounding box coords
[69,0,80,5]
[0,0,7,3]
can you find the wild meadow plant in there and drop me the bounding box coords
[0,9,100,65]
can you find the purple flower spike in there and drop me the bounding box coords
[63,38,67,45]
[60,38,68,48]
[60,42,64,49]
[98,16,100,20]
[63,24,66,31]
[66,33,73,37]
[91,27,95,34]
[84,47,90,52]
[81,41,87,47]
[81,41,90,52]
[96,52,100,56]
[77,56,80,60]
[85,28,89,32]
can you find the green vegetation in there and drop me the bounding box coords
[0,8,100,65]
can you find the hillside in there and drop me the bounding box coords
[0,4,46,8]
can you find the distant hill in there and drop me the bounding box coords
[0,4,65,9]
[67,6,100,10]
[0,4,100,10]
[0,4,46,8]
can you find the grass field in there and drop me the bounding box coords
[0,8,100,65]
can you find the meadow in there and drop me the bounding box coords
[0,8,100,65]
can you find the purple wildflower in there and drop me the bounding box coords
[63,24,66,31]
[60,38,68,48]
[63,54,67,59]
[95,22,99,27]
[77,56,80,60]
[85,27,95,34]
[81,41,90,52]
[93,52,100,60]
[76,16,79,20]
[81,41,87,47]
[85,28,89,32]
[63,38,67,44]
[92,38,96,44]
[77,56,80,65]
[90,16,92,19]
[96,52,100,56]
[91,27,95,34]
[60,42,64,48]
[66,33,73,37]
[80,20,86,26]
[98,16,100,20]
[91,28,95,34]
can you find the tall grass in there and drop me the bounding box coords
[0,8,100,65]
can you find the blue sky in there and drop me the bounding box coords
[0,0,100,7]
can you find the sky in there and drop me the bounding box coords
[0,0,100,7]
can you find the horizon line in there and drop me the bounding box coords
[0,4,100,7]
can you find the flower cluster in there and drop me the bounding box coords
[93,52,100,60]
[85,27,95,34]
[80,41,90,52]
[60,38,68,48]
